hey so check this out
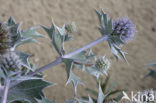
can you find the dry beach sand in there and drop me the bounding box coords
[0,0,156,102]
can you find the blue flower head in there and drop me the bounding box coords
[112,17,136,44]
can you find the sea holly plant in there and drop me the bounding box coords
[0,9,136,103]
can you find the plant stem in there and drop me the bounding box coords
[63,35,108,58]
[29,57,62,76]
[0,84,4,94]
[31,35,108,76]
[1,79,10,103]
[10,35,108,88]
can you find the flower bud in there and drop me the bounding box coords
[111,17,136,44]
[0,51,22,72]
[65,22,76,33]
[0,22,19,51]
[95,56,110,72]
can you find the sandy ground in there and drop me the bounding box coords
[0,0,156,102]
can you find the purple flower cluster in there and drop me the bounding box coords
[112,17,136,43]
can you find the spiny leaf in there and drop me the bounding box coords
[63,58,82,94]
[41,23,55,39]
[8,16,16,26]
[107,19,113,34]
[98,27,105,36]
[94,9,102,24]
[97,84,105,103]
[8,79,53,103]
[52,32,64,55]
[101,9,107,26]
[10,23,21,35]
[113,45,128,63]
[6,17,43,49]
[14,38,38,48]
[14,27,43,48]
[96,9,113,36]
[56,24,66,36]
[88,96,94,103]
[42,23,71,56]
[108,41,128,62]
[15,51,32,71]
[42,23,63,55]
[21,27,44,38]
[108,42,120,61]
[85,66,102,79]
[84,77,124,103]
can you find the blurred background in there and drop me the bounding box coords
[0,0,155,102]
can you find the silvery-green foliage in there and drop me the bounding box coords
[95,9,113,36]
[77,84,108,103]
[0,16,43,50]
[6,79,53,103]
[73,50,110,79]
[63,58,82,93]
[0,17,52,103]
[97,84,106,103]
[0,9,136,103]
[15,27,44,48]
[64,49,110,93]
[9,16,44,48]
[15,51,32,71]
[42,23,72,56]
[0,17,43,82]
[83,76,124,103]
